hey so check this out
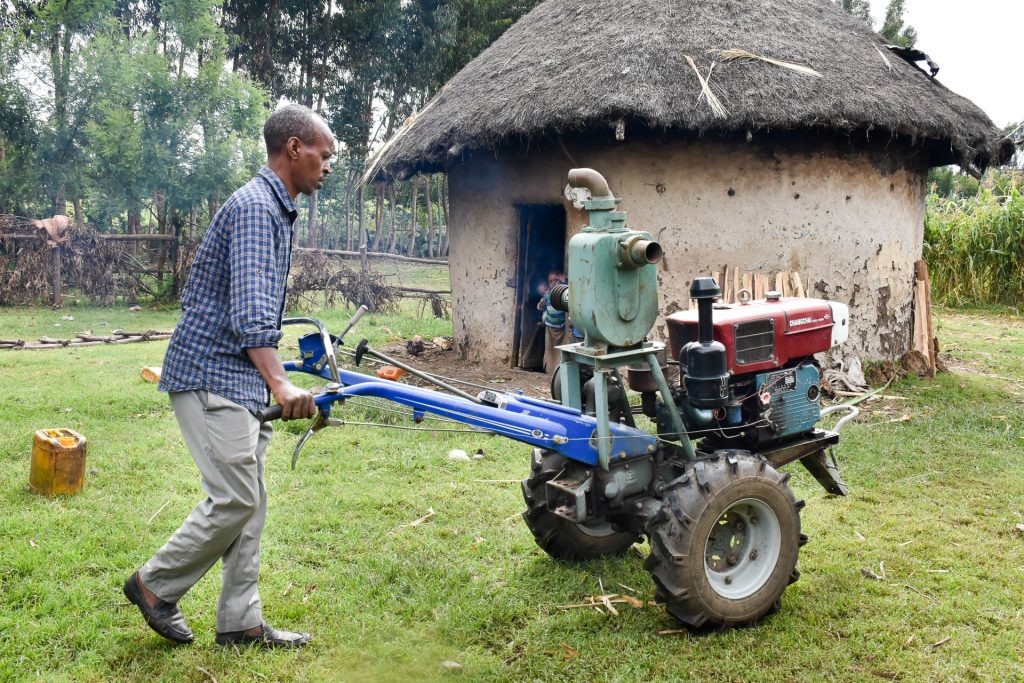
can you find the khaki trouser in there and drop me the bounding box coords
[543,324,569,374]
[140,390,273,632]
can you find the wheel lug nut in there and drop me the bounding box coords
[750,549,759,560]
[750,516,759,525]
[725,576,733,585]
[735,521,745,531]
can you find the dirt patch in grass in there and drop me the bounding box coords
[377,339,555,399]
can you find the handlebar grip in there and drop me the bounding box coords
[348,304,369,327]
[258,404,283,423]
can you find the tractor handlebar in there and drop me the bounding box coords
[259,306,370,424]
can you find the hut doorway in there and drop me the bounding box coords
[512,204,567,371]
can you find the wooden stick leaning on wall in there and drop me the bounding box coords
[912,260,937,377]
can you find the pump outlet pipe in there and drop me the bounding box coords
[568,168,614,200]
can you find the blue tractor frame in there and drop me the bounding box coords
[262,314,659,470]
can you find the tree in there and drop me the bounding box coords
[1003,121,1023,170]
[834,0,917,49]
[222,0,291,98]
[833,0,872,24]
[17,0,111,215]
[0,17,40,214]
[879,0,916,48]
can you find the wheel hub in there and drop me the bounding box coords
[704,498,782,599]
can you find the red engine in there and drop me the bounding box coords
[666,296,849,373]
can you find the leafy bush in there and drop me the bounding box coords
[924,186,1024,307]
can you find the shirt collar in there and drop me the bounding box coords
[258,166,299,222]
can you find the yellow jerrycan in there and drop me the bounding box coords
[29,429,87,496]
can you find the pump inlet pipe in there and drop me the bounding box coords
[820,404,860,432]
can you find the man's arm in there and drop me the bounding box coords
[246,347,316,421]
[228,202,315,421]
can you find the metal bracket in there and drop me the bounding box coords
[546,471,592,523]
[800,446,849,496]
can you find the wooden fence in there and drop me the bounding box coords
[0,231,177,306]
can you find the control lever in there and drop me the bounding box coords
[334,305,368,354]
[290,411,344,470]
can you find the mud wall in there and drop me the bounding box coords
[447,137,928,364]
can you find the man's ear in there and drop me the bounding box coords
[286,136,302,160]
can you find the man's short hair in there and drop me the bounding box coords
[263,104,324,155]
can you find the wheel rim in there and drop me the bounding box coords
[704,497,782,599]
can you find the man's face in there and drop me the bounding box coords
[291,128,335,195]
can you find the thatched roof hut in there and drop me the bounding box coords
[368,0,1013,367]
[369,0,1012,180]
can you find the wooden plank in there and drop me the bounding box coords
[781,272,793,297]
[100,234,177,242]
[51,245,62,307]
[792,271,806,298]
[140,366,162,383]
[0,232,176,242]
[722,265,733,303]
[913,280,931,361]
[754,273,767,300]
[924,274,936,376]
[774,272,786,294]
[741,272,753,299]
[296,246,448,265]
[392,286,451,295]
[914,260,936,376]
[19,333,172,350]
[732,266,741,304]
[708,270,721,309]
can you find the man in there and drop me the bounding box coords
[123,104,333,649]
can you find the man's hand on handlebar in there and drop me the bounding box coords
[271,381,316,422]
[246,346,316,422]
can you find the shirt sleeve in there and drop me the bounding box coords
[228,201,284,350]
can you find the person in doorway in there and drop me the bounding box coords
[538,270,569,373]
[123,104,333,649]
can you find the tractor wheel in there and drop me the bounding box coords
[521,448,637,561]
[644,450,805,629]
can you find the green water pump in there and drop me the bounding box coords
[553,169,692,469]
[555,168,663,349]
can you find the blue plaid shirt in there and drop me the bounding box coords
[159,166,297,413]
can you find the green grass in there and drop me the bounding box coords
[0,304,1022,682]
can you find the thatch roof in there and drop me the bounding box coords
[367,0,1014,180]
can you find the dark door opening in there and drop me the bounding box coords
[512,204,567,371]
